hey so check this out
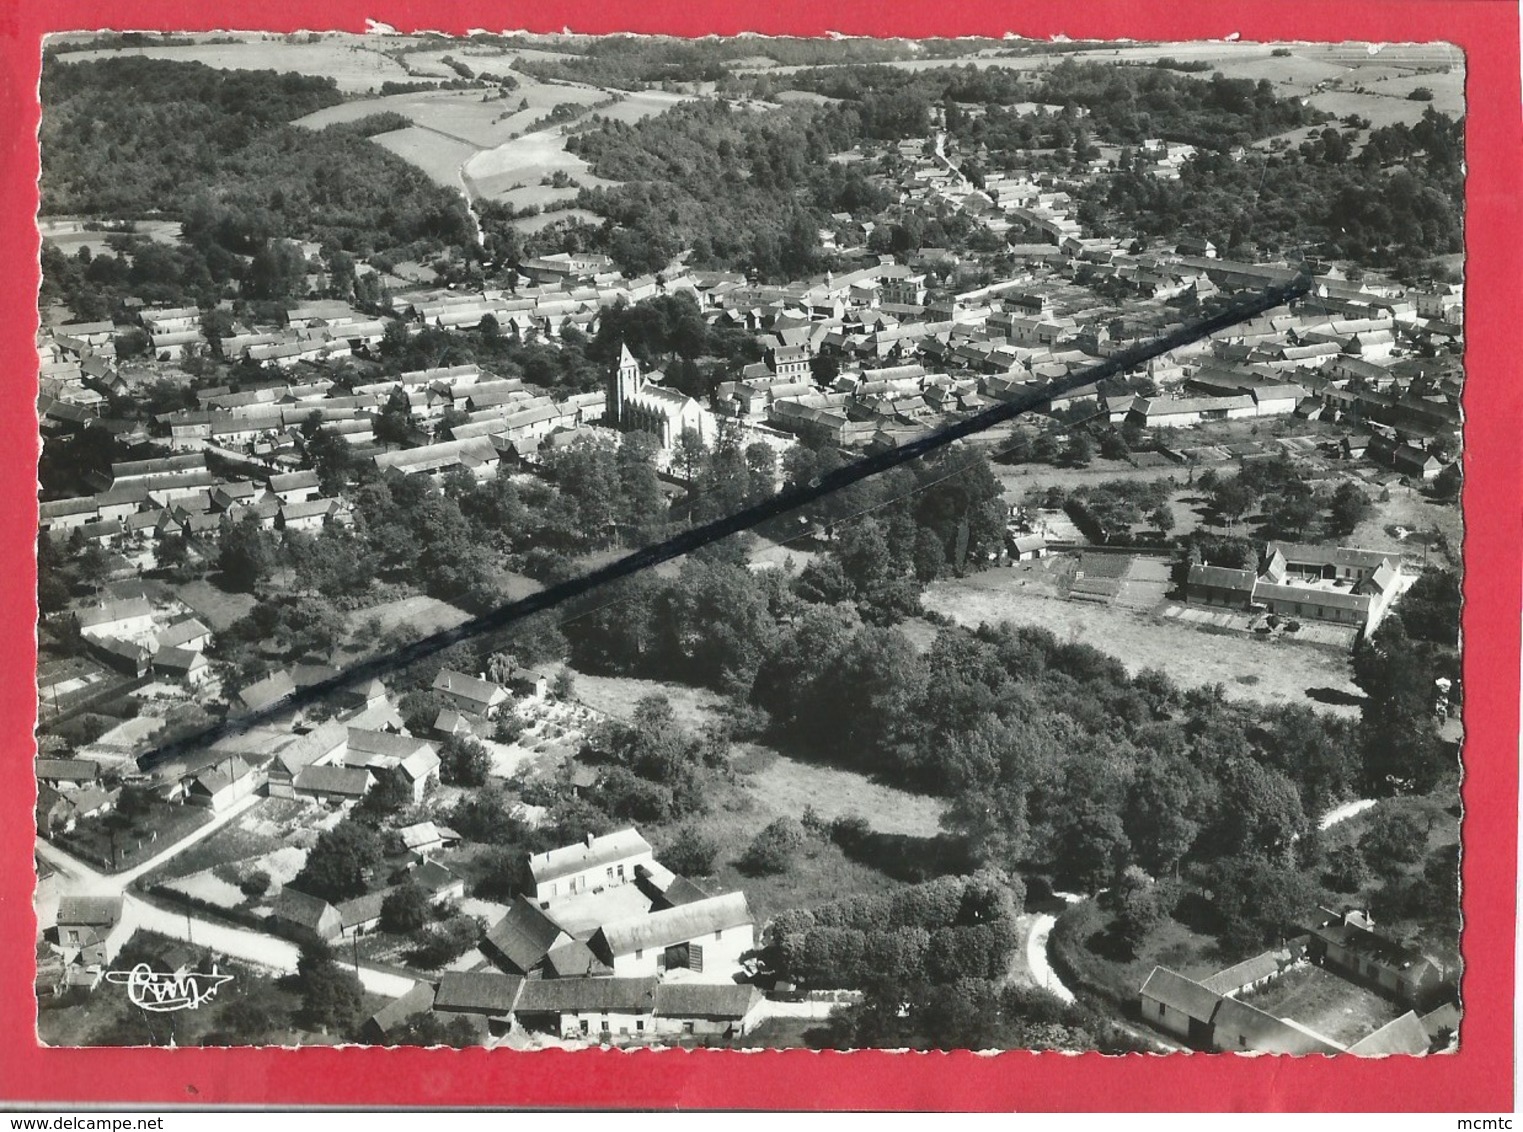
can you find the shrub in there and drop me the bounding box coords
[239,870,272,898]
[739,817,806,876]
[661,826,721,876]
[380,884,431,934]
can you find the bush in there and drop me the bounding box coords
[739,817,806,876]
[239,870,272,898]
[409,914,484,967]
[661,825,721,876]
[380,884,431,934]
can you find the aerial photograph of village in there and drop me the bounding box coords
[31,30,1464,1055]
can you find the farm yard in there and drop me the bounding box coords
[1240,964,1405,1048]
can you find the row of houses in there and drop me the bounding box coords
[362,971,766,1045]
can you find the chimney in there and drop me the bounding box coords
[585,832,596,849]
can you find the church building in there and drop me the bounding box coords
[605,344,715,451]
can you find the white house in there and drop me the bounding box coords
[589,891,755,980]
[528,828,655,901]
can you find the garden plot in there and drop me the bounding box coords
[164,870,246,909]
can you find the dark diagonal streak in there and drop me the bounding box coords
[137,270,1312,771]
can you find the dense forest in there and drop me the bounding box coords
[1078,107,1464,279]
[511,36,999,90]
[39,58,476,307]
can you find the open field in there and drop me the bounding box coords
[63,38,411,93]
[371,126,480,189]
[923,569,1363,714]
[569,670,725,731]
[1244,964,1404,1047]
[464,124,619,206]
[38,219,182,258]
[296,76,601,148]
[744,751,946,838]
[344,593,471,638]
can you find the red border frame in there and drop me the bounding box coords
[2,0,1516,1112]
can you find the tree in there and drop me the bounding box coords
[374,387,415,448]
[297,941,362,1034]
[1359,809,1427,875]
[1150,504,1176,538]
[206,996,280,1045]
[740,817,806,876]
[239,869,272,898]
[1062,431,1095,467]
[1323,843,1371,892]
[1124,755,1199,876]
[380,884,432,934]
[662,826,721,876]
[1210,479,1255,528]
[1431,461,1461,502]
[292,820,383,904]
[389,1011,481,1048]
[1110,867,1167,955]
[217,515,274,593]
[674,427,707,483]
[1328,483,1373,537]
[439,734,491,787]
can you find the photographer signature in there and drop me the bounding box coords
[104,962,234,1012]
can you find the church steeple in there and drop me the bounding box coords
[607,342,642,427]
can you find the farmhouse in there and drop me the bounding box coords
[513,976,658,1041]
[293,763,373,803]
[185,756,264,812]
[55,895,132,969]
[35,758,102,792]
[1346,1011,1431,1056]
[360,981,437,1046]
[266,720,348,799]
[1308,909,1447,1007]
[269,888,342,944]
[433,971,525,1027]
[1126,395,1257,427]
[1139,966,1219,1045]
[1185,563,1257,608]
[528,828,655,901]
[76,597,154,642]
[652,982,766,1038]
[481,896,576,978]
[588,891,755,980]
[1138,966,1340,1054]
[431,669,508,720]
[152,646,211,685]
